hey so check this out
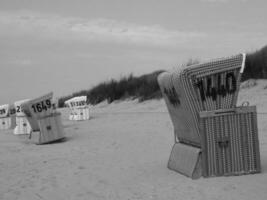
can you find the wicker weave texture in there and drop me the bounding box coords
[158,72,199,145]
[199,106,261,177]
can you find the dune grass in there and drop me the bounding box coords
[58,45,267,107]
[58,70,164,107]
[243,45,267,81]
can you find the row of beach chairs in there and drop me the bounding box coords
[0,93,90,144]
[0,92,65,144]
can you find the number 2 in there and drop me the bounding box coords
[16,106,21,113]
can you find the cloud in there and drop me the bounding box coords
[0,11,206,47]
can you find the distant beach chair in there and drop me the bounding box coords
[8,104,16,129]
[65,96,90,121]
[13,99,32,135]
[158,53,261,178]
[21,92,65,144]
[0,104,16,130]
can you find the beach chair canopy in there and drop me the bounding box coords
[65,96,87,108]
[14,99,31,117]
[13,99,32,134]
[0,104,10,118]
[8,104,16,116]
[0,104,16,130]
[21,92,53,120]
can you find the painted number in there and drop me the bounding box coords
[195,72,236,101]
[16,106,21,113]
[70,101,86,107]
[31,99,52,113]
[0,109,6,115]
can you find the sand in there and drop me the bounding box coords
[0,79,267,200]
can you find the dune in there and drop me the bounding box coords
[0,79,267,200]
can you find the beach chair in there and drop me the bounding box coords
[8,104,16,129]
[65,96,90,121]
[158,53,261,178]
[21,92,65,144]
[13,99,32,135]
[0,104,16,130]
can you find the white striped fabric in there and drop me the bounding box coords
[65,96,89,121]
[74,106,90,120]
[13,116,32,135]
[14,99,33,134]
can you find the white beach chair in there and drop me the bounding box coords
[65,96,90,121]
[21,92,65,144]
[0,104,15,130]
[13,99,32,135]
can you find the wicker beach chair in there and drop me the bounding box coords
[65,96,90,121]
[21,92,65,144]
[158,53,261,178]
[0,104,15,130]
[13,99,32,135]
[158,54,246,147]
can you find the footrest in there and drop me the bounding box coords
[168,143,202,179]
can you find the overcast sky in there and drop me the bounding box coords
[0,0,266,104]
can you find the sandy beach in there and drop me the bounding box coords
[0,79,267,200]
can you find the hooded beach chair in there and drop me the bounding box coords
[21,92,65,144]
[158,53,261,178]
[13,99,32,135]
[0,104,16,130]
[65,96,90,121]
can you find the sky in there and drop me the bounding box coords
[0,0,266,104]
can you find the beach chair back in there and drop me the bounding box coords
[14,99,30,117]
[22,92,53,120]
[158,54,246,146]
[0,104,9,118]
[65,96,89,120]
